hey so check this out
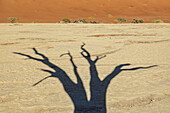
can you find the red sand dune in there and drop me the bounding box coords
[0,0,170,23]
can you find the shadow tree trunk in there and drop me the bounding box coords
[14,43,157,113]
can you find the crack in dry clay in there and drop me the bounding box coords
[0,42,20,45]
[88,34,156,37]
[110,94,170,108]
[93,48,123,56]
[124,39,170,45]
[9,24,23,26]
[18,38,45,40]
[19,31,43,33]
[147,26,170,29]
[48,40,76,42]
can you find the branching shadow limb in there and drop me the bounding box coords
[60,51,83,84]
[14,44,158,113]
[102,64,158,87]
[14,48,88,113]
[32,75,53,86]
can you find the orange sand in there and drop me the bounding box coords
[0,0,170,23]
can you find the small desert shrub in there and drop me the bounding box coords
[152,19,164,23]
[90,17,94,19]
[62,18,71,23]
[116,18,127,23]
[79,18,88,23]
[89,17,98,23]
[8,17,19,23]
[90,21,98,24]
[89,16,95,20]
[131,19,144,23]
[113,19,120,24]
[32,21,36,23]
[108,14,113,18]
[73,18,88,23]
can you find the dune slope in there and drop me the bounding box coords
[0,0,170,22]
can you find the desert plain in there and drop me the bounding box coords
[0,23,170,113]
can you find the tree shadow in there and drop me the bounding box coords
[13,43,157,113]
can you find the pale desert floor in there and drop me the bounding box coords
[0,23,170,113]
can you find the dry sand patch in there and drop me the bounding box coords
[0,23,170,113]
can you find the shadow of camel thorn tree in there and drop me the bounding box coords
[13,43,157,113]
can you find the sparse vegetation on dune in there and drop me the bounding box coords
[73,18,88,23]
[90,21,99,24]
[88,16,99,24]
[5,16,167,24]
[89,16,95,20]
[32,21,36,23]
[108,14,113,18]
[62,18,71,23]
[131,19,144,23]
[117,18,127,23]
[152,19,164,23]
[8,17,19,23]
